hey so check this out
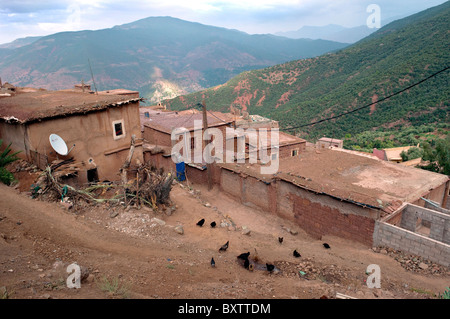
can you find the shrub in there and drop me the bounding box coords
[0,139,21,185]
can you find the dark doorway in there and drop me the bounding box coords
[87,168,99,183]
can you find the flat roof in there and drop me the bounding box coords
[247,130,306,148]
[318,137,343,143]
[219,146,448,214]
[0,89,140,124]
[143,110,233,134]
[97,89,139,95]
[383,146,413,161]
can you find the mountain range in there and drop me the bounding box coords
[164,2,450,141]
[275,24,375,44]
[0,17,347,104]
[273,14,409,43]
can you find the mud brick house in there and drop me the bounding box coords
[217,146,449,247]
[235,114,279,129]
[373,146,414,163]
[0,86,143,184]
[246,130,306,162]
[142,109,236,181]
[316,137,344,149]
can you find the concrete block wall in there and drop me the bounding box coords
[400,204,450,244]
[373,221,450,267]
[424,201,450,216]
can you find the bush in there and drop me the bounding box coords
[0,167,15,185]
[0,140,21,185]
[439,287,450,299]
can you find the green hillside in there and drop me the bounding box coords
[164,2,450,141]
[0,17,347,104]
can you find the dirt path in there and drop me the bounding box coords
[0,180,449,300]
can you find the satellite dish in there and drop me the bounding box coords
[49,134,69,156]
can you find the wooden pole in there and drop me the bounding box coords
[201,101,213,190]
[120,134,136,205]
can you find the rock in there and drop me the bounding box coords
[142,206,153,213]
[204,202,211,207]
[174,225,184,235]
[53,260,64,270]
[151,217,166,226]
[289,229,298,235]
[418,262,428,270]
[109,211,119,218]
[84,274,95,283]
[380,249,388,255]
[59,200,73,210]
[80,266,90,282]
[282,226,291,233]
[241,226,251,236]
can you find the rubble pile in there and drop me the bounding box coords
[373,246,449,275]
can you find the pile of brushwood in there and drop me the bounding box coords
[34,163,174,212]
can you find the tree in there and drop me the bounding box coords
[419,136,450,175]
[435,135,450,175]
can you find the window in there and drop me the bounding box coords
[112,119,125,140]
[114,123,123,136]
[271,153,278,161]
[292,149,298,157]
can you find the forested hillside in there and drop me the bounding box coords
[165,2,450,142]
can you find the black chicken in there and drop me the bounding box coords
[219,241,229,252]
[293,250,301,258]
[237,252,250,260]
[210,221,216,228]
[244,258,250,270]
[266,263,275,272]
[196,218,205,227]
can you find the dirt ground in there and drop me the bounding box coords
[0,169,449,300]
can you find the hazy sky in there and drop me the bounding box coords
[0,0,448,44]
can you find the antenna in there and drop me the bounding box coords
[49,134,75,156]
[88,58,98,95]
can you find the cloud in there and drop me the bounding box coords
[0,0,448,44]
[0,0,71,14]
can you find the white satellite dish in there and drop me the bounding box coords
[49,134,69,156]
